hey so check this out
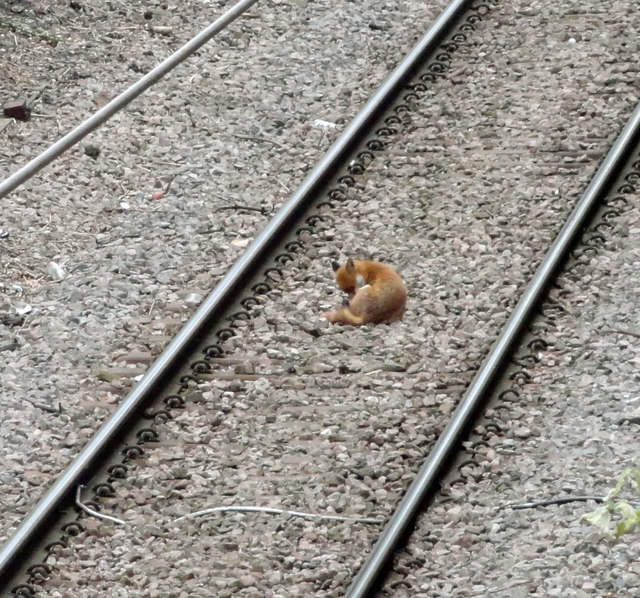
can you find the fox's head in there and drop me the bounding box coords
[332,258,357,296]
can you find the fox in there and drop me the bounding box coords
[323,258,407,326]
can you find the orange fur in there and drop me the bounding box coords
[324,258,406,326]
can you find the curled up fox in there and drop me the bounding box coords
[324,258,407,326]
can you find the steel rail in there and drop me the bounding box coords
[0,0,260,200]
[0,0,474,587]
[345,99,640,598]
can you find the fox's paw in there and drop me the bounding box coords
[323,310,339,323]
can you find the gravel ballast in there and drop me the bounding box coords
[383,188,640,597]
[0,0,452,546]
[2,0,640,596]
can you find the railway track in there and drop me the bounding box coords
[2,0,640,595]
[351,108,640,597]
[1,0,494,593]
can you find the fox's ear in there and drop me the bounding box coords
[346,258,355,271]
[331,261,341,272]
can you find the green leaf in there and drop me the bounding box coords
[582,505,612,533]
[612,502,640,538]
[613,501,638,519]
[606,467,633,500]
[630,463,640,490]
